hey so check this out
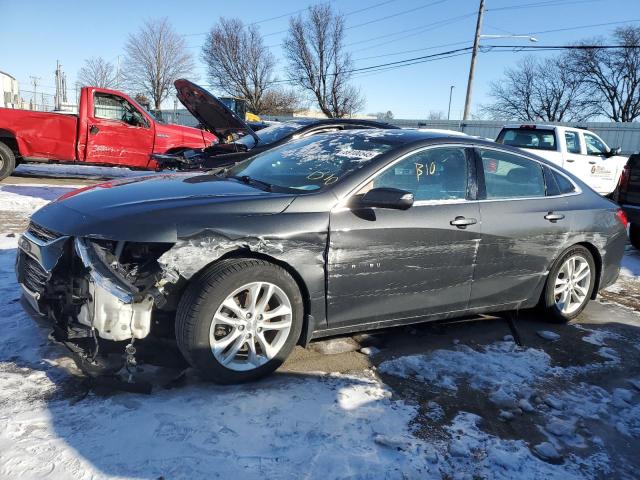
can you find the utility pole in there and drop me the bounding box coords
[29,76,41,111]
[55,60,62,110]
[116,55,121,89]
[462,0,485,121]
[447,85,455,121]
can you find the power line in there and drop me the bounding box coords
[260,0,408,45]
[346,0,446,30]
[354,40,471,62]
[185,0,396,41]
[350,12,476,52]
[518,19,640,37]
[267,43,639,86]
[345,0,398,16]
[487,0,601,12]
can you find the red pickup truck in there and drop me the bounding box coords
[0,86,217,180]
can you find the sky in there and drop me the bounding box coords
[1,0,639,119]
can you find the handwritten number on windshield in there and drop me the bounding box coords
[307,171,339,185]
[415,162,436,181]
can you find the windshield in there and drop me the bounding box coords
[226,133,397,192]
[236,122,301,148]
[129,98,166,124]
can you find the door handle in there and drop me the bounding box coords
[450,216,477,229]
[589,160,597,164]
[89,125,99,135]
[544,212,565,222]
[565,159,575,163]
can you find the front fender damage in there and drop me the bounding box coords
[157,231,287,280]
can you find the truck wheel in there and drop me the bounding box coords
[540,245,596,323]
[629,223,640,250]
[0,141,16,181]
[175,258,303,384]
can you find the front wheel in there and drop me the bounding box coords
[541,246,596,322]
[0,141,16,181]
[175,258,303,383]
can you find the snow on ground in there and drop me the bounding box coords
[0,182,639,479]
[621,245,640,278]
[0,186,51,212]
[379,336,637,475]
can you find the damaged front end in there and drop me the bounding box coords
[16,221,179,381]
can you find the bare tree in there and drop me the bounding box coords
[427,110,445,120]
[261,88,304,115]
[373,111,394,121]
[283,4,364,118]
[124,18,194,110]
[483,56,597,122]
[202,18,275,115]
[134,93,151,110]
[567,26,640,122]
[77,57,118,88]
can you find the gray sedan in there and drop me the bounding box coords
[17,129,626,383]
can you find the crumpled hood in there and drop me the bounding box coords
[174,78,258,144]
[31,173,295,242]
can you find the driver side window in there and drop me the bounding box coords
[361,147,470,201]
[583,133,606,156]
[94,93,147,127]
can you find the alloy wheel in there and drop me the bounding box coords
[554,255,591,315]
[209,281,293,371]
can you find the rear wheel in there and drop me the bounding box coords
[175,258,303,383]
[629,223,640,250]
[541,246,596,322]
[0,141,16,181]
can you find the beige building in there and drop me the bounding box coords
[1,71,20,108]
[293,109,376,120]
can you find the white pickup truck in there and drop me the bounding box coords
[495,124,626,196]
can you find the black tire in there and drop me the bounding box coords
[629,223,640,250]
[175,258,303,384]
[0,141,16,181]
[540,245,596,323]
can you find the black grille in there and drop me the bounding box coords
[27,222,62,243]
[21,253,50,294]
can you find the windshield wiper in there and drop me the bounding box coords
[227,174,272,192]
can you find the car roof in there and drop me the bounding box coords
[281,118,398,129]
[315,128,479,144]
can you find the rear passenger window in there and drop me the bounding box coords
[564,131,581,154]
[553,171,576,194]
[479,149,545,199]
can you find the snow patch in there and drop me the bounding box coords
[537,330,561,341]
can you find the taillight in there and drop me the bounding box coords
[616,208,629,228]
[618,164,630,192]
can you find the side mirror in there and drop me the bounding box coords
[355,187,414,210]
[607,147,621,157]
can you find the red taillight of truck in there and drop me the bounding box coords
[616,208,629,228]
[618,164,630,192]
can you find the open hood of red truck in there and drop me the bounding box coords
[174,79,258,144]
